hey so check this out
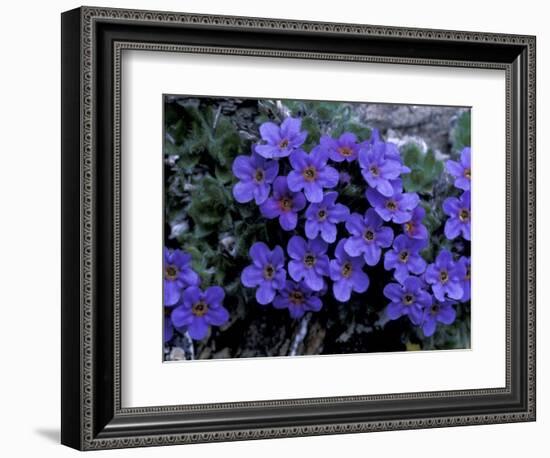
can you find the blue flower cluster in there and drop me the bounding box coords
[163,247,230,341]
[234,117,471,337]
[383,146,471,337]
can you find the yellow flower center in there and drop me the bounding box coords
[192,301,208,317]
[263,264,275,279]
[341,262,353,278]
[303,166,317,182]
[304,254,316,267]
[279,197,292,212]
[254,169,265,182]
[386,200,397,211]
[290,290,304,305]
[364,230,375,241]
[165,265,178,280]
[338,146,353,157]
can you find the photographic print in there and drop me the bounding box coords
[163,96,471,361]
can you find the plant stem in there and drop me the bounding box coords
[289,313,311,357]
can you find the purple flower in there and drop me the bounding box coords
[446,147,471,191]
[171,286,229,340]
[241,242,286,305]
[443,190,471,240]
[344,208,394,266]
[320,132,360,162]
[384,235,428,283]
[164,248,200,306]
[339,171,352,186]
[362,129,403,163]
[305,192,350,243]
[164,315,174,342]
[287,147,339,203]
[424,250,466,301]
[403,206,429,240]
[287,236,330,291]
[255,117,307,159]
[384,276,432,325]
[359,142,405,196]
[421,301,457,337]
[457,256,471,301]
[273,281,323,319]
[232,153,279,204]
[329,239,370,302]
[366,181,420,224]
[260,176,306,231]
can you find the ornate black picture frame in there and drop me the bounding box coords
[61,6,536,450]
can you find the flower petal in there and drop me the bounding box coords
[204,286,225,307]
[171,305,194,328]
[317,166,339,188]
[289,149,308,171]
[333,279,352,302]
[304,182,323,203]
[344,236,365,257]
[304,268,324,291]
[259,121,281,144]
[288,260,304,282]
[279,211,298,231]
[241,265,263,287]
[256,284,276,305]
[233,180,255,203]
[250,242,270,267]
[164,280,181,306]
[205,306,229,326]
[187,317,209,340]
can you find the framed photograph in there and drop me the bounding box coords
[61,6,536,450]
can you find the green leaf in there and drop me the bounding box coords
[301,116,321,149]
[402,144,445,193]
[451,111,471,153]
